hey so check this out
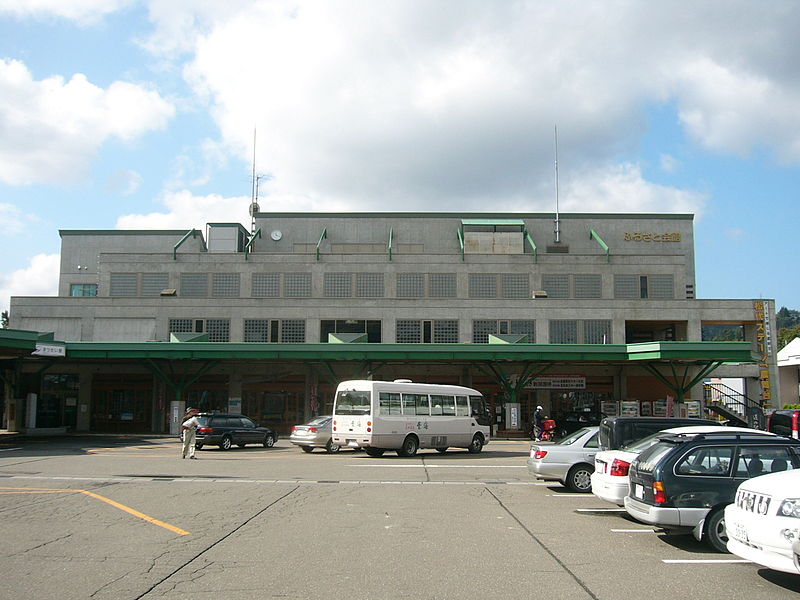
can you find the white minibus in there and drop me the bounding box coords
[331,379,491,457]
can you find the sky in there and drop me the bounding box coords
[0,0,798,315]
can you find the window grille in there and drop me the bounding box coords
[501,273,530,299]
[212,273,240,297]
[141,273,169,296]
[584,320,611,344]
[244,319,270,342]
[356,273,384,298]
[252,273,280,297]
[614,275,639,299]
[280,319,306,343]
[433,320,459,343]
[542,274,570,299]
[429,273,456,298]
[180,273,208,297]
[510,320,535,342]
[284,273,311,297]
[169,319,193,333]
[396,320,422,343]
[469,273,496,298]
[574,274,602,299]
[648,275,674,299]
[206,319,230,342]
[110,273,137,297]
[472,320,498,343]
[324,273,352,297]
[549,320,578,343]
[397,273,424,298]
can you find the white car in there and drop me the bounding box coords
[527,426,598,492]
[591,426,777,505]
[726,469,800,574]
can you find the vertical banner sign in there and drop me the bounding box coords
[753,301,772,406]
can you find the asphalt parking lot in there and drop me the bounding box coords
[0,435,798,599]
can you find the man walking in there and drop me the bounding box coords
[181,408,201,459]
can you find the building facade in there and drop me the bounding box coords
[7,212,777,435]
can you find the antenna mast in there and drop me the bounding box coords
[249,128,260,234]
[554,125,561,243]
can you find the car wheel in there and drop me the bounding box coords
[436,447,448,453]
[263,434,275,448]
[365,447,385,457]
[467,434,484,454]
[704,507,729,553]
[325,439,341,453]
[300,445,314,453]
[397,435,419,457]
[219,435,233,451]
[566,463,594,493]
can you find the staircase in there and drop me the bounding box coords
[703,382,766,429]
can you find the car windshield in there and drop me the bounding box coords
[621,431,666,452]
[555,427,592,445]
[635,441,676,473]
[334,390,371,415]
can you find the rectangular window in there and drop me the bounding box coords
[430,394,456,416]
[510,320,535,342]
[320,319,381,343]
[574,274,602,299]
[212,273,240,297]
[169,319,194,333]
[252,273,280,297]
[614,275,639,299]
[456,396,469,416]
[397,273,424,298]
[407,393,430,416]
[180,273,208,297]
[284,273,311,297]
[280,319,306,343]
[472,320,497,343]
[141,273,169,296]
[469,273,497,298]
[429,273,456,298]
[401,393,417,416]
[356,273,384,298]
[206,319,230,342]
[110,273,137,297]
[433,320,459,343]
[584,320,612,344]
[324,273,352,297]
[244,319,270,342]
[541,274,570,299]
[501,274,530,299]
[549,320,578,343]
[649,274,674,299]
[379,392,402,416]
[396,320,422,343]
[70,284,97,297]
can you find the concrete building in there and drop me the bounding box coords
[5,212,776,435]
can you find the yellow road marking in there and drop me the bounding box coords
[0,487,190,535]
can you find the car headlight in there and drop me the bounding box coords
[779,499,800,518]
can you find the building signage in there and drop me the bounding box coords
[624,232,681,242]
[754,301,773,406]
[32,343,66,357]
[526,374,586,390]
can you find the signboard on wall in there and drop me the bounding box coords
[526,375,586,390]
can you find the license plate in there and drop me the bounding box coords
[733,522,748,544]
[635,484,644,499]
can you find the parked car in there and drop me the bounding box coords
[768,409,800,439]
[290,416,341,453]
[556,411,605,438]
[527,426,598,492]
[598,415,719,451]
[624,430,800,552]
[194,413,277,450]
[592,426,776,505]
[725,469,800,574]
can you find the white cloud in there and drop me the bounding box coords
[116,190,250,230]
[0,59,175,186]
[659,154,680,174]
[0,203,30,234]
[0,0,134,25]
[104,170,143,196]
[0,253,60,314]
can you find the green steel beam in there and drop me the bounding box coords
[173,229,199,260]
[524,230,538,262]
[316,227,327,261]
[387,227,393,261]
[457,228,465,261]
[589,229,610,262]
[243,227,262,260]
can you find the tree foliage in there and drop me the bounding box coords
[777,306,800,350]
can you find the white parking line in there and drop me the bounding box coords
[548,494,599,498]
[611,529,657,533]
[662,559,752,565]
[575,508,627,512]
[349,464,527,468]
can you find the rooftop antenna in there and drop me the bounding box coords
[554,124,561,243]
[249,128,261,234]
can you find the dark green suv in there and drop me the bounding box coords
[624,430,800,552]
[194,413,277,450]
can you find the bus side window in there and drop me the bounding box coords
[456,396,469,416]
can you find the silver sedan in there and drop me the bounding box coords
[289,416,341,453]
[527,426,599,492]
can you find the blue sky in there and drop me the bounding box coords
[0,1,798,313]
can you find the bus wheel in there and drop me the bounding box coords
[365,447,385,457]
[436,447,448,453]
[467,435,484,454]
[397,435,419,457]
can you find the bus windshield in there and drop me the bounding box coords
[334,390,371,415]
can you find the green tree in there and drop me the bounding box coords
[1,310,8,329]
[778,324,800,350]
[777,306,800,329]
